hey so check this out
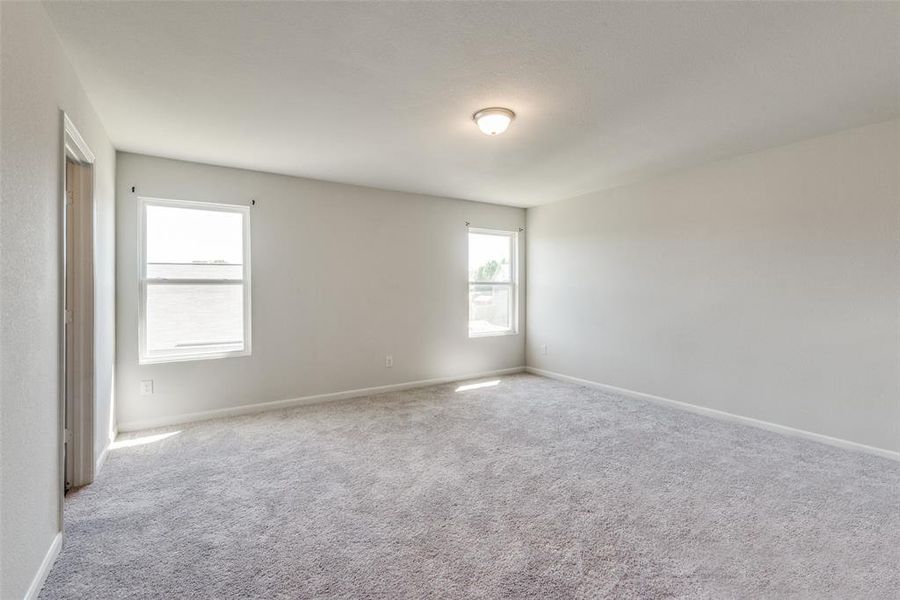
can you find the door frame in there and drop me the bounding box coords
[59,111,96,516]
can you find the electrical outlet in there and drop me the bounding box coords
[540,344,548,355]
[140,380,154,395]
[385,354,393,368]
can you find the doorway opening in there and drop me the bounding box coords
[61,113,96,495]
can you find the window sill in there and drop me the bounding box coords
[139,348,251,365]
[468,330,518,339]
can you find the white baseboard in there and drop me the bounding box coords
[24,532,62,600]
[526,367,900,462]
[118,367,526,432]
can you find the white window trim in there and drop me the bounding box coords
[137,196,252,364]
[468,227,519,338]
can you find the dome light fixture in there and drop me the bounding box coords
[473,107,515,136]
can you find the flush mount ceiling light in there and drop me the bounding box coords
[473,107,515,136]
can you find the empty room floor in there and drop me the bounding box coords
[41,374,899,599]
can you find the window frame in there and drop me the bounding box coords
[467,227,519,338]
[137,196,252,364]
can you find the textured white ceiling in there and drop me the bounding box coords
[45,1,900,207]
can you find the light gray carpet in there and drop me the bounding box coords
[41,374,900,599]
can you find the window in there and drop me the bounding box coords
[138,197,251,363]
[468,228,518,337]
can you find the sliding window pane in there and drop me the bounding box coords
[146,283,244,354]
[145,205,244,280]
[468,284,512,335]
[468,233,512,282]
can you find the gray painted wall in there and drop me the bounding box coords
[116,153,525,429]
[0,3,116,597]
[527,119,900,453]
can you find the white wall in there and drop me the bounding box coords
[116,153,525,429]
[0,3,116,597]
[527,119,900,453]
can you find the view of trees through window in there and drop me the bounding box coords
[468,231,516,336]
